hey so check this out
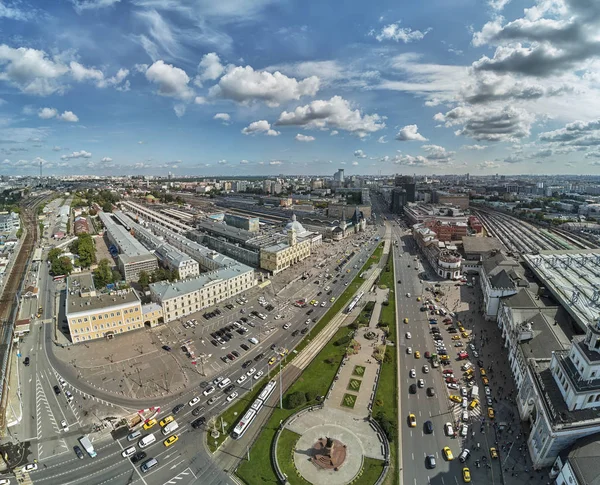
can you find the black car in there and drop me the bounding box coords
[301,327,308,335]
[131,451,147,463]
[221,356,229,363]
[425,420,434,434]
[409,383,417,394]
[192,406,204,416]
[162,345,171,351]
[240,343,250,351]
[317,291,322,296]
[235,328,245,335]
[240,317,248,323]
[427,387,435,397]
[426,455,436,469]
[333,279,338,283]
[270,344,277,350]
[53,385,61,395]
[222,334,230,342]
[306,309,313,315]
[477,359,485,367]
[242,360,252,369]
[223,384,235,393]
[327,290,332,295]
[211,339,219,347]
[23,357,30,366]
[191,417,206,429]
[397,280,402,284]
[226,333,234,339]
[232,350,240,358]
[254,353,264,361]
[74,445,84,459]
[291,330,300,337]
[172,404,185,415]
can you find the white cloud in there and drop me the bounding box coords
[330,130,339,136]
[276,96,385,138]
[214,113,230,123]
[38,107,57,119]
[38,107,79,122]
[210,65,320,107]
[173,104,187,117]
[269,160,283,165]
[61,150,92,160]
[218,159,228,165]
[488,0,511,11]
[421,144,455,163]
[478,160,501,170]
[58,111,79,122]
[377,136,388,143]
[396,124,428,141]
[371,22,432,43]
[295,134,315,142]
[145,60,194,101]
[195,53,224,86]
[101,157,113,162]
[0,44,69,95]
[71,0,121,13]
[352,161,359,166]
[354,149,367,158]
[70,61,103,83]
[52,146,61,151]
[241,120,280,136]
[462,144,488,150]
[240,159,249,164]
[194,96,207,104]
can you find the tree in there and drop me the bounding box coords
[285,391,306,409]
[48,248,63,262]
[94,258,113,288]
[71,233,95,267]
[170,269,180,281]
[16,228,23,238]
[102,201,113,212]
[52,256,72,276]
[138,270,150,289]
[112,269,122,283]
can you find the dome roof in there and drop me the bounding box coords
[284,214,310,237]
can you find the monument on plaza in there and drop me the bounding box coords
[310,436,347,471]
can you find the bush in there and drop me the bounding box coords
[334,335,351,347]
[375,412,395,442]
[305,390,317,402]
[286,391,306,409]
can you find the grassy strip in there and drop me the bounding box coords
[372,250,400,485]
[236,327,351,485]
[360,457,387,485]
[207,242,384,452]
[275,429,311,485]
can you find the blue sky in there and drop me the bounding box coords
[2,0,600,176]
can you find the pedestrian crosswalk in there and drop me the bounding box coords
[14,470,33,485]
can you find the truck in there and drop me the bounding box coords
[78,435,97,458]
[471,386,480,399]
[431,354,440,368]
[162,420,179,436]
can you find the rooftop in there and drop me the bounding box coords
[99,211,154,258]
[66,273,140,315]
[567,433,600,485]
[462,236,505,256]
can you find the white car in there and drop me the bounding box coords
[406,293,411,297]
[455,342,464,347]
[485,386,491,396]
[60,419,69,431]
[320,302,326,307]
[409,368,416,378]
[469,344,476,351]
[22,463,38,473]
[444,422,454,436]
[423,365,429,373]
[246,367,256,377]
[473,351,479,358]
[253,371,264,380]
[447,383,459,390]
[203,386,215,396]
[188,396,201,406]
[305,319,311,325]
[462,398,468,408]
[213,376,224,385]
[236,375,247,384]
[121,446,136,458]
[283,323,291,330]
[65,390,73,402]
[417,379,425,388]
[460,424,468,437]
[462,411,469,422]
[406,347,412,355]
[405,332,412,339]
[226,392,238,402]
[460,387,468,397]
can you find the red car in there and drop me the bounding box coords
[445,377,458,384]
[424,351,431,359]
[444,321,454,325]
[443,318,452,323]
[458,352,468,360]
[443,369,454,375]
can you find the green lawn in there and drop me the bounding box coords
[341,393,357,408]
[372,250,399,485]
[353,365,366,377]
[236,327,351,485]
[348,378,362,392]
[358,457,387,485]
[276,429,312,485]
[209,242,385,453]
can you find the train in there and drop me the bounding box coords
[231,380,277,439]
[345,291,365,314]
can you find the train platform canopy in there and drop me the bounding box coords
[524,249,600,332]
[33,248,43,261]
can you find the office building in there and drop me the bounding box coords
[395,175,416,203]
[260,226,311,275]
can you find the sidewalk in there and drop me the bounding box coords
[4,350,22,429]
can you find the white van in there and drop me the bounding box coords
[140,458,158,473]
[218,378,231,389]
[471,386,480,399]
[138,434,156,448]
[162,420,179,436]
[248,337,259,345]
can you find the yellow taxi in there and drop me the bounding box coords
[346,269,351,273]
[482,376,490,385]
[463,467,471,483]
[310,299,317,305]
[268,356,277,365]
[490,447,498,459]
[414,351,421,359]
[443,446,453,461]
[416,297,421,302]
[465,368,474,377]
[480,368,487,376]
[163,435,178,447]
[440,354,449,361]
[435,297,440,302]
[452,335,461,340]
[449,395,462,403]
[330,297,335,302]
[404,318,409,324]
[408,414,417,427]
[461,332,469,338]
[458,326,466,333]
[488,407,495,419]
[468,399,479,410]
[143,418,157,430]
[159,415,174,427]
[279,348,289,357]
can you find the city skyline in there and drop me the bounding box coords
[2,0,600,176]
